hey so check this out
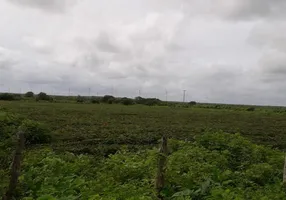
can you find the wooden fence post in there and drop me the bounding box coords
[155,136,168,200]
[3,131,25,200]
[283,153,286,184]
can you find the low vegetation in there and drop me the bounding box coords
[2,95,286,199]
[1,129,285,199]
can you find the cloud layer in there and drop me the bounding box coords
[1,0,286,105]
[8,0,77,13]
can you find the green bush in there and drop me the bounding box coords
[0,113,22,139]
[107,98,114,104]
[120,97,135,105]
[91,98,100,104]
[76,95,85,103]
[11,132,286,199]
[189,101,197,106]
[21,120,51,145]
[135,96,161,106]
[247,107,255,111]
[19,149,155,200]
[0,93,16,101]
[24,91,34,98]
[102,95,115,103]
[37,92,51,101]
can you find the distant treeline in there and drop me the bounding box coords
[3,92,286,113]
[0,91,181,106]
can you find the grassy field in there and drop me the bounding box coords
[2,100,286,153]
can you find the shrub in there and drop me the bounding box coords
[113,98,121,104]
[107,99,114,104]
[17,132,286,200]
[76,95,85,103]
[102,95,115,103]
[189,101,197,106]
[0,113,23,139]
[135,96,161,106]
[247,107,255,112]
[135,96,144,104]
[0,93,16,101]
[120,97,135,105]
[21,120,51,145]
[37,92,50,101]
[49,97,54,102]
[91,98,100,104]
[25,91,34,98]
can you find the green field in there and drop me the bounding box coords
[2,101,286,152]
[2,100,286,199]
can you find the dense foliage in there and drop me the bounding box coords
[37,92,51,101]
[120,97,135,105]
[76,95,85,103]
[0,112,51,171]
[0,93,21,101]
[2,131,285,199]
[135,96,162,106]
[102,95,116,104]
[24,92,34,98]
[21,120,51,145]
[90,97,100,104]
[189,101,197,106]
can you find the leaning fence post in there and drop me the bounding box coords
[3,131,25,200]
[155,136,168,200]
[283,153,286,184]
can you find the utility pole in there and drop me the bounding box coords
[0,84,3,94]
[165,90,168,102]
[183,90,186,103]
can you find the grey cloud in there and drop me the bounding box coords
[165,43,186,52]
[211,0,286,20]
[0,46,19,70]
[248,22,286,80]
[3,0,286,105]
[22,36,53,54]
[7,0,77,13]
[248,22,286,52]
[259,51,286,75]
[95,32,121,53]
[129,27,162,42]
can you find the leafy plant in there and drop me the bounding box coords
[24,92,34,98]
[120,97,135,105]
[13,132,286,199]
[21,120,51,145]
[37,92,51,101]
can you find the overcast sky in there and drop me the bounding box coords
[1,0,286,105]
